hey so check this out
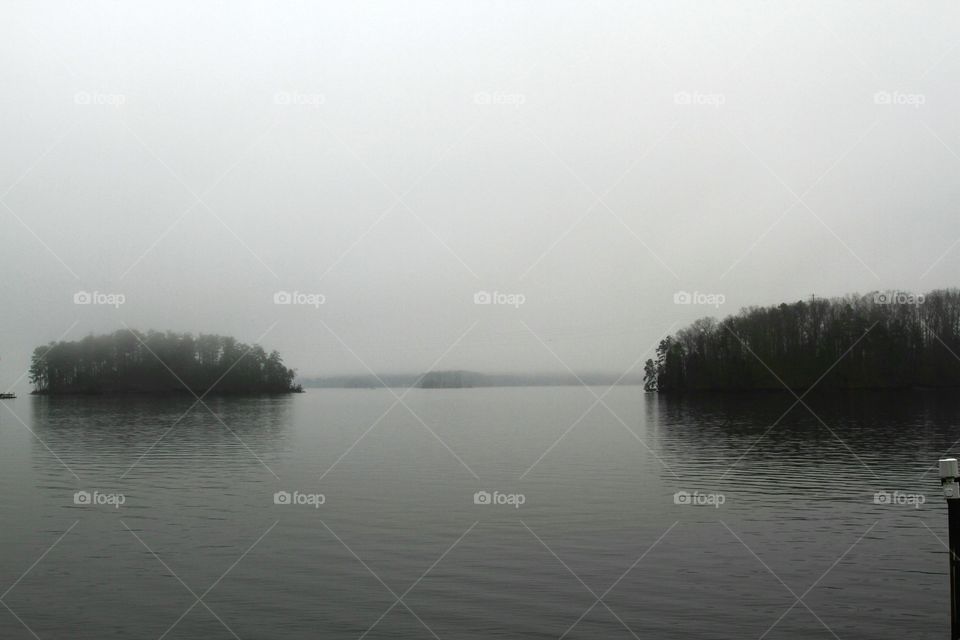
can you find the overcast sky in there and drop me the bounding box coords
[2,1,960,389]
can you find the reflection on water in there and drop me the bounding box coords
[0,388,956,639]
[29,394,295,463]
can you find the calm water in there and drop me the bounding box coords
[0,388,957,639]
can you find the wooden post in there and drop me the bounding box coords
[941,458,960,639]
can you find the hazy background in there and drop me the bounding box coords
[2,0,960,390]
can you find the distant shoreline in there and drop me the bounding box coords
[301,382,645,390]
[299,384,959,392]
[298,369,644,389]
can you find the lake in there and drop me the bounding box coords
[0,387,956,639]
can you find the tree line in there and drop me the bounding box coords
[644,289,960,392]
[29,330,301,394]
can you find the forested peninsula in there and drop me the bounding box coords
[644,289,960,392]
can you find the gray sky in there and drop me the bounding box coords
[2,0,960,390]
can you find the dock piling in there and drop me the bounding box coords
[940,457,960,639]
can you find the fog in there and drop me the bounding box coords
[2,1,959,390]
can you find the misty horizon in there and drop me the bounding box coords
[4,2,960,393]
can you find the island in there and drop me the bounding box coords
[29,330,302,395]
[416,370,486,388]
[644,288,960,393]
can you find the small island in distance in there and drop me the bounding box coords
[29,330,302,395]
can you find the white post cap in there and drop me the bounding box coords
[940,458,959,479]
